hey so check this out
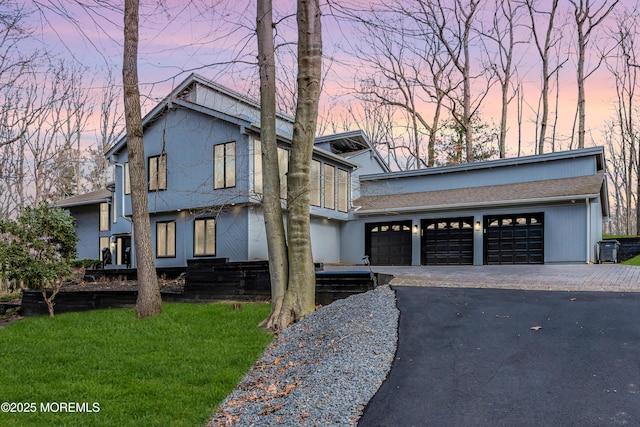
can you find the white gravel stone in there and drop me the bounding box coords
[210,285,398,427]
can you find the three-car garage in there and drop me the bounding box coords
[365,213,546,266]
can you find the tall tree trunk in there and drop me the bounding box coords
[257,0,289,330]
[277,0,322,329]
[123,0,162,318]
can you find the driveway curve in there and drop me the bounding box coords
[358,286,640,427]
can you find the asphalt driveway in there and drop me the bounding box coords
[359,286,640,427]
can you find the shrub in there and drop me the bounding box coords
[0,203,78,316]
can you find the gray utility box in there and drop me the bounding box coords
[597,240,619,263]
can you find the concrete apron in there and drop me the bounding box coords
[324,264,640,292]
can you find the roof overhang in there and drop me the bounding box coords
[353,193,602,216]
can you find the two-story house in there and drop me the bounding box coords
[59,74,609,267]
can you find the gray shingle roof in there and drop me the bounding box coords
[353,172,605,214]
[56,188,111,208]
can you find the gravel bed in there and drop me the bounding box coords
[210,285,398,426]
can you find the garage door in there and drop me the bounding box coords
[484,213,544,264]
[421,217,474,265]
[365,221,412,266]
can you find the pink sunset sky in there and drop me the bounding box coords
[28,0,627,159]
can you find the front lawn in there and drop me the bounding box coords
[0,303,272,427]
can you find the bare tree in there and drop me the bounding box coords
[258,0,322,330]
[0,1,43,151]
[605,10,640,234]
[525,0,567,155]
[570,0,619,149]
[481,0,527,158]
[410,0,490,163]
[257,0,289,330]
[351,13,454,168]
[86,69,123,191]
[123,0,162,318]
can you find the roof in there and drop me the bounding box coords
[353,172,606,215]
[56,188,111,208]
[106,73,298,158]
[360,146,605,181]
[314,130,391,172]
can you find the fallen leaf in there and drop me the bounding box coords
[266,383,278,394]
[274,357,281,365]
[285,384,295,394]
[530,326,543,331]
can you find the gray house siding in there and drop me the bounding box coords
[247,207,342,264]
[150,207,250,268]
[120,107,251,216]
[341,200,597,266]
[68,204,103,260]
[360,155,599,197]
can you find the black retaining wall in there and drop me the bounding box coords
[19,260,379,316]
[616,237,640,262]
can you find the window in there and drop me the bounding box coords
[338,169,349,212]
[112,193,117,224]
[124,162,131,195]
[194,218,216,256]
[148,154,167,191]
[253,140,288,198]
[99,237,110,259]
[324,164,335,210]
[310,160,321,206]
[254,139,263,194]
[156,221,176,258]
[214,142,236,189]
[278,147,288,199]
[99,203,110,231]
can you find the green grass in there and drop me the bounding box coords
[0,303,272,427]
[622,254,640,266]
[603,234,637,239]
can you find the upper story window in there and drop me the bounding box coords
[338,169,349,212]
[99,202,110,231]
[324,164,335,210]
[148,154,167,191]
[253,140,288,198]
[214,142,236,189]
[253,140,350,212]
[156,221,176,258]
[124,162,131,195]
[254,140,263,194]
[278,147,288,199]
[310,160,321,206]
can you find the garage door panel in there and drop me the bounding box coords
[366,221,412,266]
[484,213,544,265]
[421,217,474,265]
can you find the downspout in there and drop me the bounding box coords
[585,197,591,264]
